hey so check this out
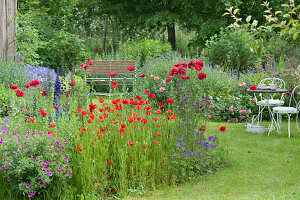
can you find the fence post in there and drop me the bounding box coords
[0,0,17,60]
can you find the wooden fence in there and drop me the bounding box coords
[0,0,17,60]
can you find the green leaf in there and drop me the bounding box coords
[281,4,290,8]
[293,32,298,41]
[246,16,251,23]
[222,12,230,16]
[275,11,282,15]
[233,9,239,15]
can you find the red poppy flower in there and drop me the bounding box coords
[219,126,227,132]
[29,118,36,122]
[106,160,111,165]
[167,98,175,104]
[171,114,177,119]
[148,94,156,98]
[111,81,118,88]
[29,80,41,87]
[137,117,142,121]
[92,142,95,145]
[109,71,118,77]
[135,95,142,100]
[121,124,126,128]
[81,127,88,133]
[25,83,30,88]
[198,72,207,80]
[157,133,162,136]
[139,74,146,78]
[158,102,164,107]
[160,163,162,167]
[128,141,135,146]
[144,90,150,94]
[119,128,126,134]
[128,118,134,123]
[166,110,172,114]
[69,81,76,86]
[47,130,51,134]
[89,112,95,119]
[122,99,129,105]
[99,99,104,103]
[153,117,158,121]
[77,108,82,113]
[194,65,203,70]
[164,76,172,83]
[195,60,204,67]
[142,146,146,149]
[103,113,108,118]
[39,109,48,117]
[127,66,135,71]
[9,84,18,90]
[181,76,191,79]
[81,110,87,115]
[188,60,195,68]
[89,103,97,112]
[53,105,59,110]
[154,140,159,145]
[249,85,257,90]
[77,146,83,152]
[156,110,161,114]
[113,120,119,124]
[50,124,56,128]
[87,119,93,123]
[15,89,25,97]
[146,111,151,115]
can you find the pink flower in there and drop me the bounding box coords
[208,115,212,119]
[246,114,249,118]
[235,118,238,122]
[227,120,230,123]
[208,106,212,109]
[239,110,247,114]
[159,87,165,92]
[240,116,243,120]
[154,77,159,81]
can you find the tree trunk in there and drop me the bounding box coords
[167,23,176,50]
[102,14,108,53]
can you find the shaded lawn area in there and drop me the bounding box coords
[125,121,300,200]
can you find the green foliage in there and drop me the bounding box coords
[205,28,259,71]
[38,30,92,72]
[16,12,46,66]
[0,85,11,117]
[0,128,72,198]
[224,0,300,69]
[117,39,172,66]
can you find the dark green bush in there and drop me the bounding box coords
[205,28,258,72]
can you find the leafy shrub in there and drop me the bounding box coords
[16,12,46,66]
[205,28,259,71]
[0,128,71,198]
[38,30,92,73]
[0,85,11,117]
[116,38,172,67]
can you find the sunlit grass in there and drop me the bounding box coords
[125,121,300,200]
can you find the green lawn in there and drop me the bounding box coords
[125,121,300,200]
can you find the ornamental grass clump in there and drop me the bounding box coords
[0,128,71,198]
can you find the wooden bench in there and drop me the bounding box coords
[85,60,137,96]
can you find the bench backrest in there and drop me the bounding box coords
[85,60,136,82]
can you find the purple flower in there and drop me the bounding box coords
[18,147,22,151]
[26,184,30,188]
[7,178,10,182]
[46,169,50,173]
[58,166,62,172]
[176,142,180,147]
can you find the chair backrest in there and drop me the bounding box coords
[259,78,286,100]
[289,85,300,110]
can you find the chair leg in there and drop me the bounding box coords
[296,114,300,135]
[288,114,291,138]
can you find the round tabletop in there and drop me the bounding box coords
[247,88,288,93]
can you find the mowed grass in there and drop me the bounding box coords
[125,121,300,200]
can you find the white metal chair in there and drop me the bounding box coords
[255,78,285,124]
[272,85,300,137]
